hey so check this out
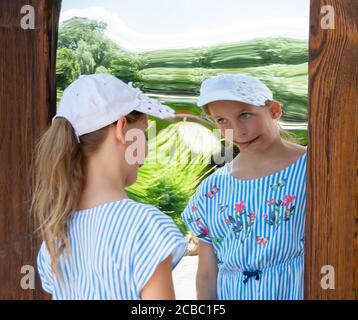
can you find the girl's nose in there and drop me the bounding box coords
[232,122,247,137]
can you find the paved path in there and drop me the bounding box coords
[172,255,198,300]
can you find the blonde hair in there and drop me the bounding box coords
[202,102,298,144]
[30,111,144,278]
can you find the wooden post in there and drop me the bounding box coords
[305,0,358,299]
[0,0,61,299]
[1,0,357,301]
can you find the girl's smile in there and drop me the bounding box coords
[237,135,261,149]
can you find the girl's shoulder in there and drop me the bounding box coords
[74,198,174,228]
[92,200,182,249]
[193,165,230,197]
[286,142,307,157]
[123,200,179,230]
[283,143,307,168]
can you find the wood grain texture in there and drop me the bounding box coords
[0,0,61,299]
[306,0,358,299]
[0,0,357,301]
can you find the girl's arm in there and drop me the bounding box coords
[141,256,176,300]
[196,241,218,300]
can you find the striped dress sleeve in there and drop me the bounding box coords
[36,241,54,294]
[181,181,212,244]
[131,208,187,296]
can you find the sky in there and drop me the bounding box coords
[60,0,309,52]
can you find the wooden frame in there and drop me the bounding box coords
[305,0,358,299]
[0,0,61,299]
[0,0,356,299]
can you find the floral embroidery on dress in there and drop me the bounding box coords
[185,185,224,242]
[270,179,286,191]
[282,195,295,206]
[214,248,224,265]
[204,185,219,199]
[256,236,269,245]
[225,200,256,243]
[212,236,225,244]
[184,205,201,224]
[184,204,213,241]
[264,194,296,230]
[217,203,229,213]
[198,225,210,239]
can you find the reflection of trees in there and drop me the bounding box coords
[109,55,140,84]
[56,17,308,123]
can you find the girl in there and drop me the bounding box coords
[32,74,187,300]
[181,74,307,300]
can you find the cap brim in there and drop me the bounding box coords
[134,100,175,119]
[144,108,175,119]
[197,91,261,107]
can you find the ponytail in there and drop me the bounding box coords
[30,111,144,278]
[30,118,85,278]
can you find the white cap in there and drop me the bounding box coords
[197,74,273,107]
[52,74,175,142]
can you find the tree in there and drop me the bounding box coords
[58,17,119,71]
[95,66,109,74]
[58,17,107,50]
[76,40,96,74]
[56,48,80,92]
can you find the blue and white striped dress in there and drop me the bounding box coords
[37,199,187,300]
[181,152,307,300]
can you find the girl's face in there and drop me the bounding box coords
[206,100,282,153]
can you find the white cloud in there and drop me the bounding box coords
[60,6,308,52]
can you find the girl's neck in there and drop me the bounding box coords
[75,149,130,210]
[232,138,305,177]
[76,188,128,211]
[76,167,128,211]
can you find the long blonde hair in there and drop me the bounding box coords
[30,111,144,278]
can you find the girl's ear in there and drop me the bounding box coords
[269,101,282,120]
[203,105,210,115]
[114,116,127,145]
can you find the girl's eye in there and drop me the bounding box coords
[217,118,228,125]
[240,113,252,120]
